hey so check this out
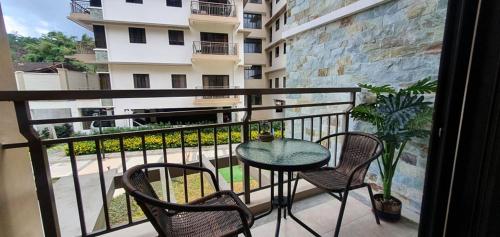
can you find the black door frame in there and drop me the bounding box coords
[419,0,500,236]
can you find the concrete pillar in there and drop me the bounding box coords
[0,5,44,237]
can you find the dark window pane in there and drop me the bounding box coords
[244,13,262,29]
[133,74,150,88]
[93,25,107,48]
[129,27,146,43]
[99,74,111,90]
[166,0,182,7]
[90,0,102,7]
[275,78,279,88]
[244,38,262,53]
[269,51,273,66]
[269,79,272,88]
[284,11,287,25]
[284,42,287,54]
[275,19,280,31]
[126,0,143,4]
[168,30,184,45]
[245,65,262,80]
[251,95,262,105]
[283,76,286,88]
[249,0,262,3]
[275,46,280,57]
[172,74,187,88]
[203,75,229,88]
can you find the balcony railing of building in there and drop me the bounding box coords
[195,86,240,99]
[0,88,359,237]
[70,0,90,14]
[191,1,236,17]
[75,43,95,54]
[193,41,238,56]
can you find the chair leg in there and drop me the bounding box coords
[333,190,349,237]
[367,185,380,225]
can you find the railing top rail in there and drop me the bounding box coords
[0,88,361,101]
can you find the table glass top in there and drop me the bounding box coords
[236,139,330,169]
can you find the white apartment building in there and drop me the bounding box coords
[68,0,288,126]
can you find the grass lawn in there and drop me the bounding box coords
[171,174,216,203]
[219,165,259,193]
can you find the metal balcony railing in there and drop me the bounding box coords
[75,43,95,54]
[193,41,238,55]
[70,0,90,14]
[0,88,359,237]
[195,86,240,99]
[191,1,236,17]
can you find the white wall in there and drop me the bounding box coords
[270,12,285,43]
[102,0,190,26]
[272,0,287,16]
[16,72,61,90]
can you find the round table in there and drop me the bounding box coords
[236,138,330,237]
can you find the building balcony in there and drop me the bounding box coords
[66,44,109,64]
[68,0,103,30]
[193,86,241,106]
[189,1,240,26]
[192,41,240,62]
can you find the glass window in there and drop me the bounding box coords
[284,11,287,25]
[284,42,287,54]
[269,79,273,88]
[251,95,262,105]
[133,74,150,88]
[166,0,182,7]
[172,74,187,88]
[275,78,279,88]
[245,65,262,80]
[93,25,107,49]
[275,19,280,31]
[244,13,262,29]
[275,46,280,58]
[244,38,262,53]
[168,30,184,45]
[126,0,142,4]
[129,27,146,44]
[283,76,286,88]
[269,51,273,66]
[249,0,262,3]
[90,0,102,7]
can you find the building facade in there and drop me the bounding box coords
[69,0,290,125]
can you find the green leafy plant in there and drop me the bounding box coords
[351,77,437,201]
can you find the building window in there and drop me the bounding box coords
[251,95,262,105]
[168,30,184,45]
[126,0,143,4]
[275,46,280,58]
[172,74,187,88]
[276,0,280,3]
[283,76,286,88]
[249,0,262,3]
[275,19,280,31]
[166,0,182,7]
[99,74,111,90]
[93,25,107,49]
[275,78,279,88]
[284,11,287,25]
[244,38,262,53]
[244,13,262,29]
[269,79,273,88]
[129,27,146,44]
[283,42,287,54]
[133,74,150,88]
[245,65,262,80]
[90,0,102,7]
[269,51,273,66]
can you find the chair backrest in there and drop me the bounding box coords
[335,133,382,184]
[126,169,172,236]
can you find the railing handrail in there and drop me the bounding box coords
[191,0,236,17]
[0,88,361,101]
[70,0,90,14]
[192,0,235,6]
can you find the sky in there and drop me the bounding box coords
[1,0,90,38]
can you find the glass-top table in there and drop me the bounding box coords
[236,138,330,237]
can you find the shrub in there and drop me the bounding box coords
[67,129,283,156]
[55,123,74,138]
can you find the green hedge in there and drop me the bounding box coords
[67,130,283,156]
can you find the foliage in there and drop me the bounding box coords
[66,129,283,156]
[352,77,437,201]
[54,123,74,138]
[38,127,52,140]
[7,32,95,72]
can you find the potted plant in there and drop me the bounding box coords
[351,77,437,221]
[259,121,274,142]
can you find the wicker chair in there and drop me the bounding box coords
[122,163,254,237]
[290,132,383,237]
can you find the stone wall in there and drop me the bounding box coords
[285,0,448,219]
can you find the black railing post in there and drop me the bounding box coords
[14,101,61,237]
[242,94,252,204]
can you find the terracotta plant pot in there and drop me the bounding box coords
[373,194,402,222]
[258,133,274,142]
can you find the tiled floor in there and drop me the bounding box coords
[103,193,418,237]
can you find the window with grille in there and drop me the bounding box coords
[245,65,262,80]
[133,74,150,88]
[244,13,262,29]
[129,27,146,43]
[168,30,184,45]
[172,74,187,88]
[244,38,262,53]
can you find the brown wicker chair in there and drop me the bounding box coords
[122,163,254,237]
[290,132,383,237]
